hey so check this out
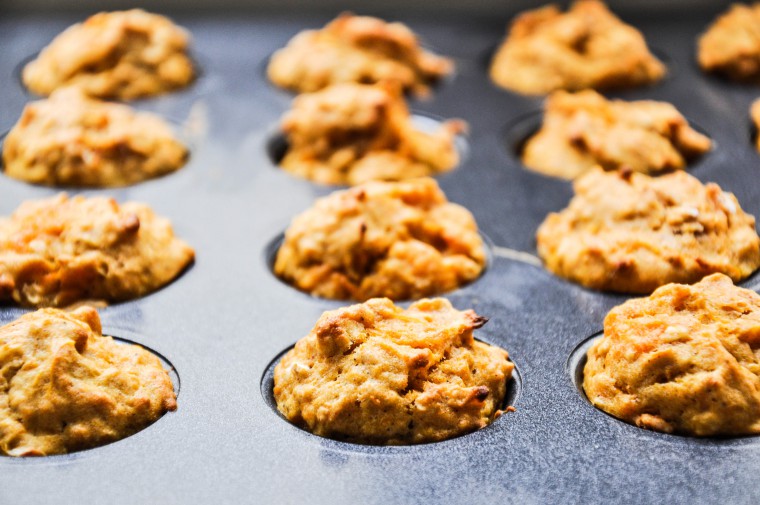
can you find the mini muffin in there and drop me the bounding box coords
[2,87,188,187]
[698,3,760,82]
[584,274,760,436]
[23,9,195,100]
[274,297,513,444]
[278,82,464,185]
[274,178,485,301]
[490,0,665,95]
[0,306,176,456]
[536,168,760,293]
[0,194,195,308]
[267,12,453,97]
[522,90,711,179]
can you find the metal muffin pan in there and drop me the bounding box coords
[1,5,760,504]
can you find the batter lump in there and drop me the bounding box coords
[0,194,195,308]
[698,3,760,82]
[274,178,486,301]
[274,297,513,444]
[267,13,453,96]
[490,0,665,95]
[584,274,760,436]
[279,82,464,185]
[3,87,188,187]
[22,9,195,100]
[536,168,760,293]
[0,307,176,456]
[522,90,711,179]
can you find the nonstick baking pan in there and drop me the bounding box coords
[1,4,759,504]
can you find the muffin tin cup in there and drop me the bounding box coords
[2,6,760,504]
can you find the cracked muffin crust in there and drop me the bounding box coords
[22,9,195,100]
[698,3,760,82]
[267,13,453,97]
[490,0,665,95]
[536,168,760,293]
[0,194,195,308]
[2,87,188,188]
[522,90,711,179]
[584,274,760,436]
[0,306,176,456]
[278,82,464,186]
[274,178,485,301]
[274,297,513,444]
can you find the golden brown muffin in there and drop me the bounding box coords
[584,274,760,436]
[698,3,760,82]
[522,90,711,179]
[536,168,760,293]
[0,306,176,456]
[274,297,513,444]
[278,82,464,185]
[752,98,760,151]
[267,12,453,97]
[22,9,195,100]
[2,87,188,188]
[490,0,665,95]
[274,178,485,301]
[0,194,195,308]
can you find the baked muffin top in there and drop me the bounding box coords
[3,87,188,188]
[584,273,760,436]
[22,9,195,100]
[536,168,760,293]
[0,194,195,308]
[274,297,513,444]
[490,0,665,95]
[0,307,176,456]
[274,177,486,301]
[698,3,760,82]
[267,12,453,96]
[522,90,711,179]
[278,82,464,186]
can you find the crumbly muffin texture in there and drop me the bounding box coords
[0,307,176,456]
[698,3,760,82]
[267,13,453,96]
[2,87,188,188]
[274,178,486,301]
[279,82,464,185]
[274,297,513,444]
[490,0,665,95]
[22,9,195,100]
[584,274,760,436]
[537,168,760,293]
[522,90,711,179]
[0,194,195,308]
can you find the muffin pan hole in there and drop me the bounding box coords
[260,341,520,447]
[567,331,601,401]
[265,112,470,179]
[264,228,494,303]
[503,110,714,177]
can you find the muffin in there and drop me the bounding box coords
[2,87,188,187]
[267,12,453,97]
[490,0,665,95]
[584,274,760,436]
[278,82,464,185]
[22,9,195,100]
[0,306,177,456]
[274,297,513,444]
[0,194,195,308]
[536,168,760,293]
[274,178,485,301]
[522,90,711,179]
[751,98,760,151]
[698,3,760,82]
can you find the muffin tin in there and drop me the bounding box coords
[2,5,760,504]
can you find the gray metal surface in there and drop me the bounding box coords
[1,6,759,504]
